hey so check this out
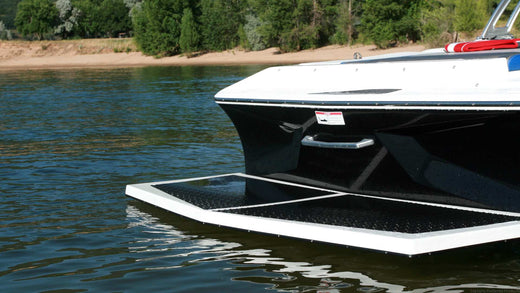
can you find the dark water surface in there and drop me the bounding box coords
[2,66,520,292]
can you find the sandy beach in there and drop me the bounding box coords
[0,39,426,70]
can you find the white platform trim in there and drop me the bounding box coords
[126,173,520,255]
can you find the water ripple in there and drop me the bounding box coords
[2,67,520,292]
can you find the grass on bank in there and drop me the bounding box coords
[2,38,138,55]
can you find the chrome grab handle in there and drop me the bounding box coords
[301,135,374,149]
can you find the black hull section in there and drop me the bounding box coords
[219,104,520,212]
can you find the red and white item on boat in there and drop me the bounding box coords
[445,39,520,52]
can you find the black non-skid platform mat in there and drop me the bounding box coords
[153,175,330,210]
[226,197,518,234]
[152,175,519,234]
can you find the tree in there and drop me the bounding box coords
[333,0,363,45]
[99,0,132,37]
[55,0,80,38]
[73,0,131,38]
[361,0,423,48]
[132,0,187,56]
[454,0,486,32]
[200,0,244,51]
[243,14,266,51]
[123,0,143,15]
[318,0,342,45]
[0,0,23,29]
[421,0,456,47]
[280,0,321,51]
[250,0,295,48]
[73,0,102,37]
[249,0,338,51]
[15,0,59,40]
[0,20,13,40]
[179,8,199,56]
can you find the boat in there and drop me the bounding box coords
[127,0,520,255]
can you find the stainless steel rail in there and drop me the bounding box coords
[480,0,520,40]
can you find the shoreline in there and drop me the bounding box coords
[0,40,426,70]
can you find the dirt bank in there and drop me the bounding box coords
[0,39,426,70]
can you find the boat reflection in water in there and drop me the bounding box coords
[126,203,520,292]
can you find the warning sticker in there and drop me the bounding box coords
[315,111,345,125]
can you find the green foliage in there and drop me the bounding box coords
[251,0,332,52]
[421,0,493,47]
[421,0,456,47]
[73,0,132,38]
[243,14,266,51]
[454,0,487,32]
[72,0,97,37]
[132,0,186,56]
[0,21,12,39]
[15,0,59,40]
[200,0,244,51]
[55,0,80,38]
[332,0,351,44]
[279,0,320,51]
[361,0,423,48]
[100,0,132,37]
[238,24,249,49]
[123,0,143,15]
[318,0,341,45]
[250,0,294,47]
[0,0,22,28]
[249,0,360,51]
[4,0,507,54]
[179,8,199,56]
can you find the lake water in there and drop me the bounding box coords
[2,66,520,292]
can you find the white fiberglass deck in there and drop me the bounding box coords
[125,173,520,255]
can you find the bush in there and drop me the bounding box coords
[361,0,422,48]
[454,0,486,32]
[15,0,59,40]
[179,7,199,56]
[200,0,244,51]
[132,0,185,56]
[243,14,266,51]
[280,24,318,52]
[421,0,456,47]
[0,21,12,40]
